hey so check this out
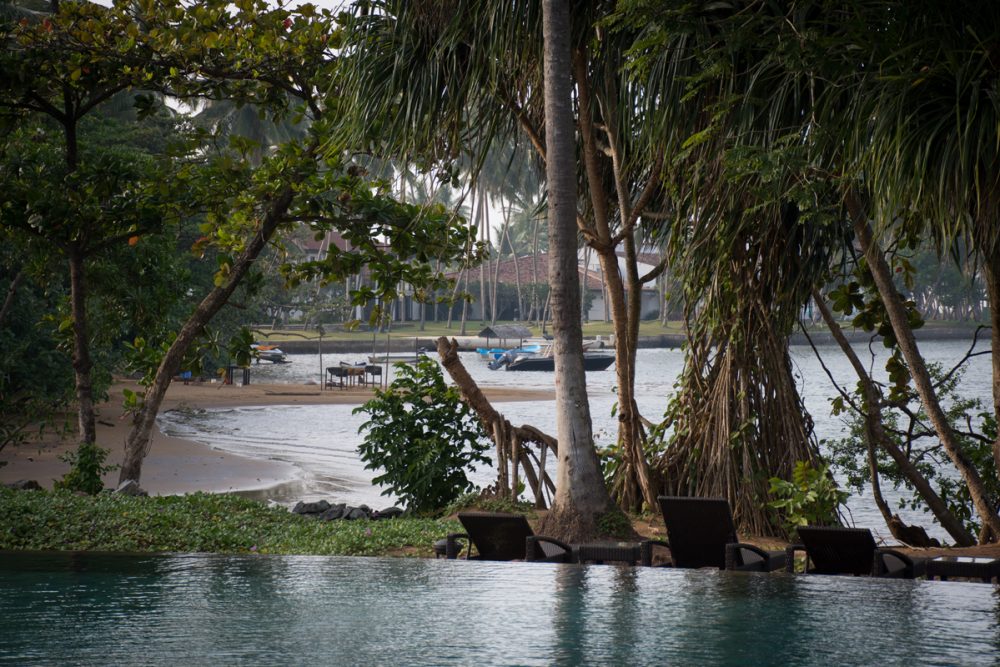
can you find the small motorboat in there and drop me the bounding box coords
[489,346,615,372]
[477,343,542,361]
[368,349,428,364]
[251,343,288,363]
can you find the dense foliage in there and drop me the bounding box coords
[0,489,457,556]
[53,442,117,496]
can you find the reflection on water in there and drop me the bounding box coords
[1,552,997,666]
[160,341,992,539]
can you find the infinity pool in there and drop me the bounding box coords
[1,552,997,665]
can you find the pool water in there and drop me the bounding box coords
[1,552,997,665]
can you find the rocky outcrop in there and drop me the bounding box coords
[4,479,42,491]
[291,500,403,521]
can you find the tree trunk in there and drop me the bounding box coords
[977,239,1000,478]
[478,187,488,324]
[0,269,24,329]
[68,245,96,445]
[571,50,655,512]
[813,289,975,545]
[119,183,298,484]
[508,207,524,321]
[459,267,470,336]
[531,216,540,323]
[490,202,509,324]
[536,0,614,542]
[849,196,1000,538]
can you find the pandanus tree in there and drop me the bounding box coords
[625,0,1000,539]
[600,2,848,533]
[823,0,1000,538]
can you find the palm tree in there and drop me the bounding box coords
[340,1,665,510]
[193,98,306,165]
[536,0,616,541]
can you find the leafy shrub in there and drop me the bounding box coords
[768,461,848,538]
[54,442,117,495]
[354,358,491,514]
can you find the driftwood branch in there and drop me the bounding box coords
[435,336,557,507]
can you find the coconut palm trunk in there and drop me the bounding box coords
[535,0,614,542]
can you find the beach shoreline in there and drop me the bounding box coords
[8,379,1000,561]
[0,379,555,498]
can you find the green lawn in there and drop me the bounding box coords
[253,319,688,342]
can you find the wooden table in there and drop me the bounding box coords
[925,556,1000,583]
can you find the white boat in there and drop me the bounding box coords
[368,349,428,364]
[251,343,288,363]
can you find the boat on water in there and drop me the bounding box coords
[488,346,615,372]
[476,343,542,360]
[368,349,428,364]
[251,343,288,363]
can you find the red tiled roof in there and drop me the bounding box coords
[296,231,350,253]
[445,254,606,290]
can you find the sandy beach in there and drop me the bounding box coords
[0,378,555,497]
[8,378,1000,560]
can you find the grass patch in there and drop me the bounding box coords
[253,320,687,342]
[0,489,458,557]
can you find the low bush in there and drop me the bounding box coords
[354,358,491,514]
[54,442,117,495]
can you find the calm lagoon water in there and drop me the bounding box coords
[1,551,997,666]
[158,340,992,541]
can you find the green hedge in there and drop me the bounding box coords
[0,489,458,556]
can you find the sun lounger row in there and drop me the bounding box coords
[437,496,927,579]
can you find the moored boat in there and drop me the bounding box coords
[489,346,615,371]
[251,343,288,363]
[368,349,428,364]
[476,343,542,360]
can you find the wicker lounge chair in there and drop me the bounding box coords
[641,496,786,571]
[785,526,923,578]
[442,511,573,563]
